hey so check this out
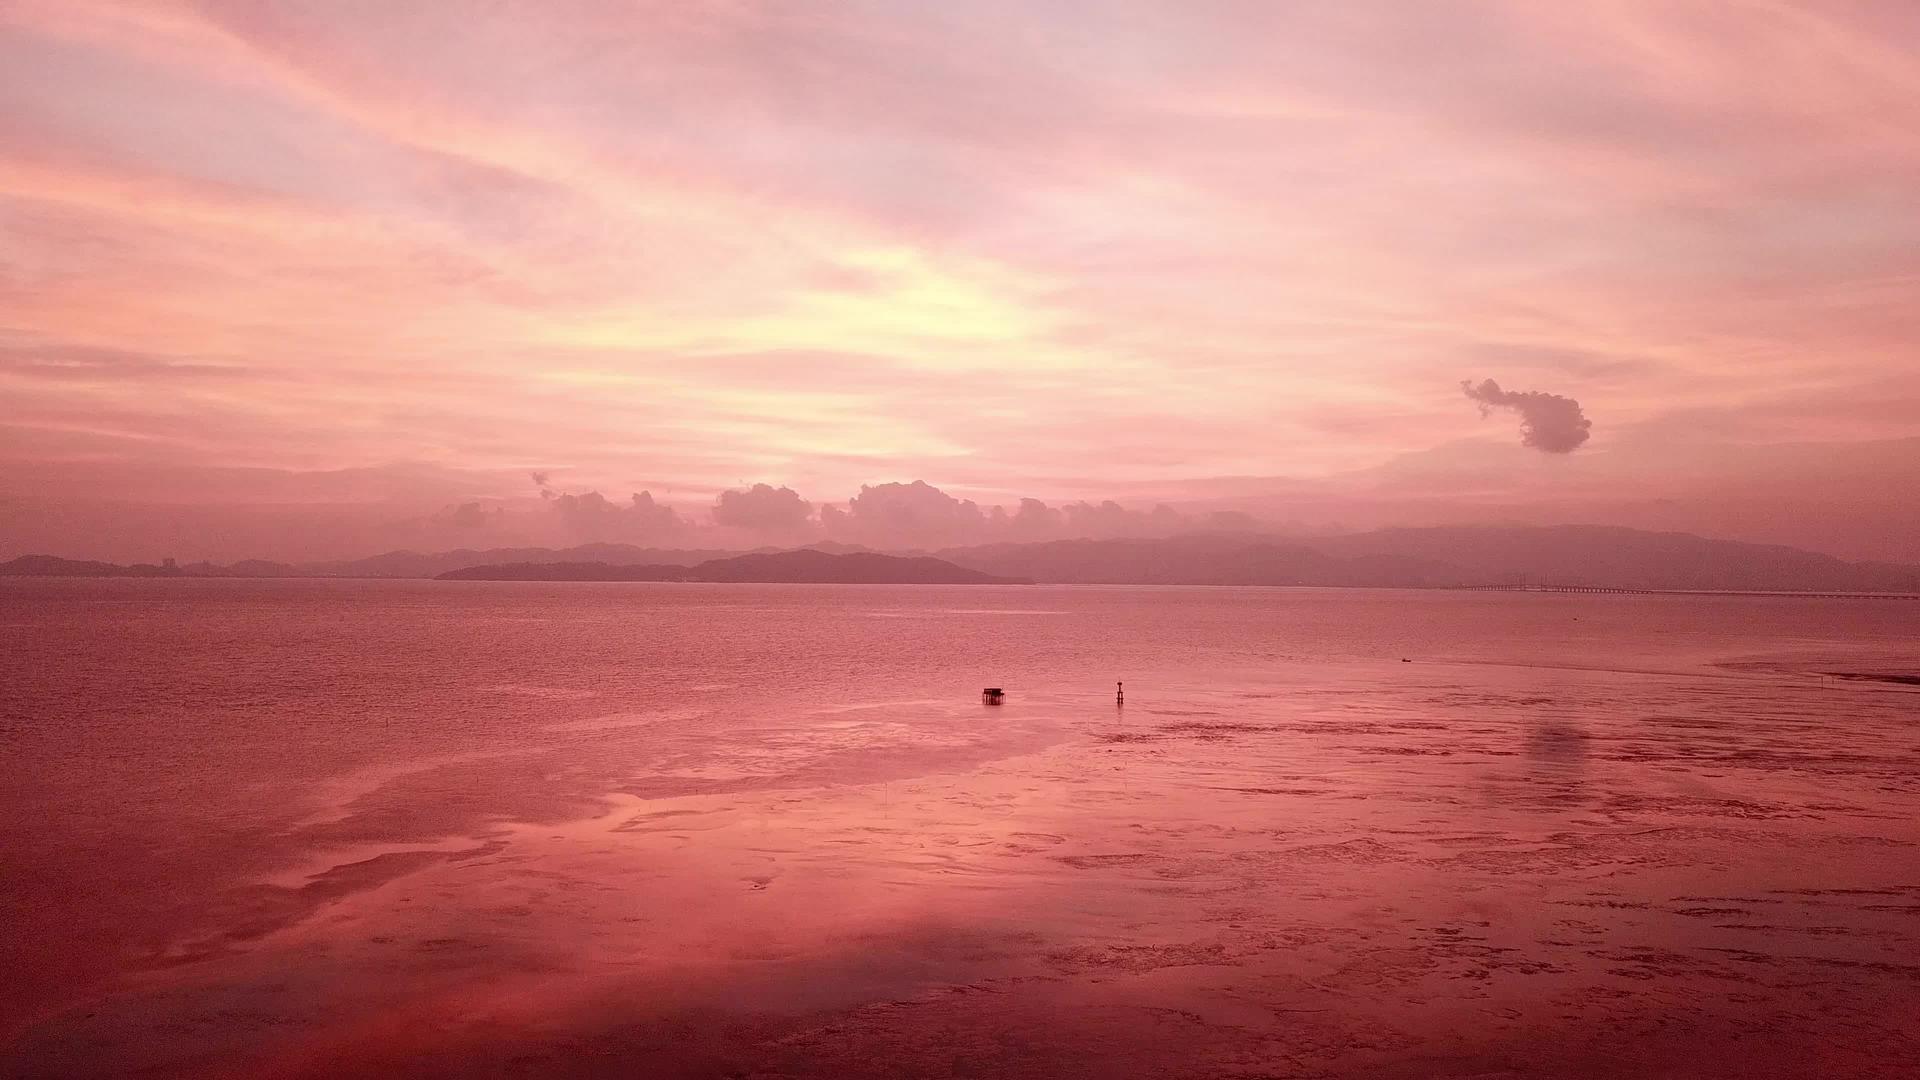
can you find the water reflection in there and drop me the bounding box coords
[6,584,1919,1078]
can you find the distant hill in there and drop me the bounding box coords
[1302,525,1920,593]
[0,555,182,577]
[690,550,1028,584]
[937,535,1454,587]
[438,550,1030,585]
[180,558,303,577]
[291,541,885,578]
[11,526,1920,592]
[303,542,744,578]
[438,561,687,582]
[938,526,1920,592]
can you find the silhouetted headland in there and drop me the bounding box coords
[0,554,184,578]
[435,561,689,582]
[437,550,1032,585]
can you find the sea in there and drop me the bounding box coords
[2,578,1916,1078]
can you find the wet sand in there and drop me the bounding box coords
[8,653,1918,1078]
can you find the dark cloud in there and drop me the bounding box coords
[711,483,812,533]
[1461,378,1592,453]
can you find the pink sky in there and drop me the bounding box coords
[2,2,1918,562]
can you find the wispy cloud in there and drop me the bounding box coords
[0,0,1914,555]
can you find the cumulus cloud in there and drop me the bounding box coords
[1007,497,1061,538]
[526,473,682,538]
[522,474,1251,551]
[1060,499,1184,538]
[437,500,494,529]
[818,503,850,535]
[1461,378,1592,453]
[544,489,683,539]
[812,481,1246,549]
[829,480,988,548]
[711,483,812,533]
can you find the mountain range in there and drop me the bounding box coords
[5,525,1919,593]
[438,550,1028,585]
[934,526,1920,593]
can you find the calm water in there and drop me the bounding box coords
[2,579,1917,1077]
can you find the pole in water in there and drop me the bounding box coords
[1116,680,1124,706]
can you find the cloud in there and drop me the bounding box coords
[437,500,494,529]
[1005,497,1061,538]
[711,483,812,533]
[1059,499,1184,538]
[545,489,683,539]
[1461,378,1592,453]
[3,1,1909,535]
[818,503,850,535]
[816,481,1236,549]
[0,344,257,383]
[829,480,987,548]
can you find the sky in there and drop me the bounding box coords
[2,1,1918,562]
